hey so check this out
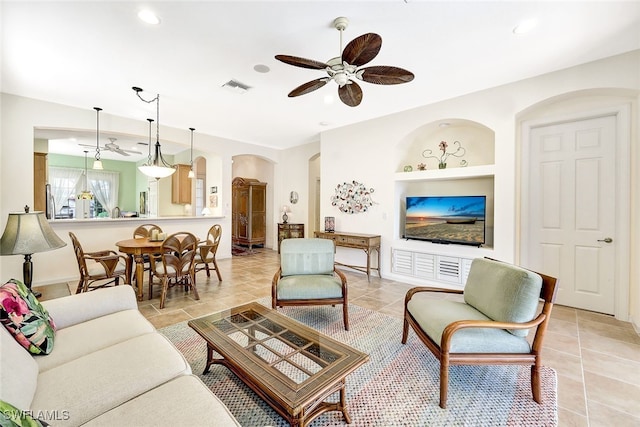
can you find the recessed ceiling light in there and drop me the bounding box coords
[138,9,160,25]
[253,64,270,73]
[439,122,450,128]
[324,95,334,105]
[513,19,537,34]
[319,121,330,127]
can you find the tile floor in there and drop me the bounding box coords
[38,247,640,426]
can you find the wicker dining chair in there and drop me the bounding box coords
[132,223,163,285]
[402,257,558,409]
[148,232,198,309]
[69,232,129,293]
[194,224,222,282]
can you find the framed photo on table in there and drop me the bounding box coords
[324,216,335,232]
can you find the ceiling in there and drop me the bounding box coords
[3,1,640,157]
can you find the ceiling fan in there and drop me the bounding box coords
[80,138,141,157]
[275,17,414,107]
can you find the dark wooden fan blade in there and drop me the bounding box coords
[275,55,328,70]
[338,81,363,107]
[342,33,382,67]
[357,66,415,85]
[288,78,330,97]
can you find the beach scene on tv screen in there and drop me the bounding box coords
[405,196,486,243]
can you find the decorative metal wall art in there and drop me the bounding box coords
[331,180,375,214]
[422,140,466,169]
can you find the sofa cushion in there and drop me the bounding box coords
[407,296,531,353]
[0,326,39,411]
[0,399,49,427]
[30,333,191,426]
[40,286,138,330]
[35,309,155,373]
[463,258,543,337]
[82,375,240,427]
[276,275,343,300]
[0,279,56,355]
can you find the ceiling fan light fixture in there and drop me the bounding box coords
[275,17,413,107]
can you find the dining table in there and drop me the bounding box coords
[115,237,165,301]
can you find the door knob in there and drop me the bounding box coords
[597,237,613,243]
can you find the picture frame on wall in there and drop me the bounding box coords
[324,216,335,232]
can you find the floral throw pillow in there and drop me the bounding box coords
[0,279,56,355]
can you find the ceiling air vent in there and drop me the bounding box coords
[222,79,251,94]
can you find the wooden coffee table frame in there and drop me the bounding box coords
[188,302,369,427]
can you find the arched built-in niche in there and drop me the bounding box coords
[396,118,495,172]
[394,118,496,248]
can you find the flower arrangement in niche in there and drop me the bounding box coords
[331,180,375,214]
[422,140,466,169]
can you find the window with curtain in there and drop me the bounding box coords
[49,166,119,218]
[88,170,119,216]
[49,166,83,218]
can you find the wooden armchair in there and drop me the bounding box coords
[69,232,129,293]
[402,257,558,409]
[272,238,349,330]
[194,224,222,281]
[148,232,198,309]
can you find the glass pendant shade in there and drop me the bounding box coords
[187,169,195,178]
[93,159,103,170]
[138,141,176,179]
[134,87,176,179]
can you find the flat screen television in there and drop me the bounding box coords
[404,195,486,246]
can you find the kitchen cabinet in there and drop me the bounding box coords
[171,164,192,204]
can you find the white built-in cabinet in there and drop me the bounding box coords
[392,249,474,287]
[390,119,495,289]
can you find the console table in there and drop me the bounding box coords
[314,231,381,282]
[277,223,304,253]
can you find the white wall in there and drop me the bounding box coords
[1,50,639,330]
[319,50,640,325]
[0,94,282,284]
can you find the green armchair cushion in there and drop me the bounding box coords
[276,275,343,300]
[280,238,335,276]
[407,297,531,353]
[463,258,542,337]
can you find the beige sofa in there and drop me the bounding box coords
[0,285,240,426]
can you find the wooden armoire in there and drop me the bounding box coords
[232,177,267,249]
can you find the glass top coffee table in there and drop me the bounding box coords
[188,302,369,427]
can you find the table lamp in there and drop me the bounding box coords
[282,205,290,224]
[0,205,66,297]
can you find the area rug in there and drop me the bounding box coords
[159,300,558,426]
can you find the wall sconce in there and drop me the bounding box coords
[289,191,299,204]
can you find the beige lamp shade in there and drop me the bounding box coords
[1,211,66,255]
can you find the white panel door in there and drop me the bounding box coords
[526,115,616,314]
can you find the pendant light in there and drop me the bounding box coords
[133,86,176,179]
[78,151,94,200]
[188,127,195,178]
[92,107,104,170]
